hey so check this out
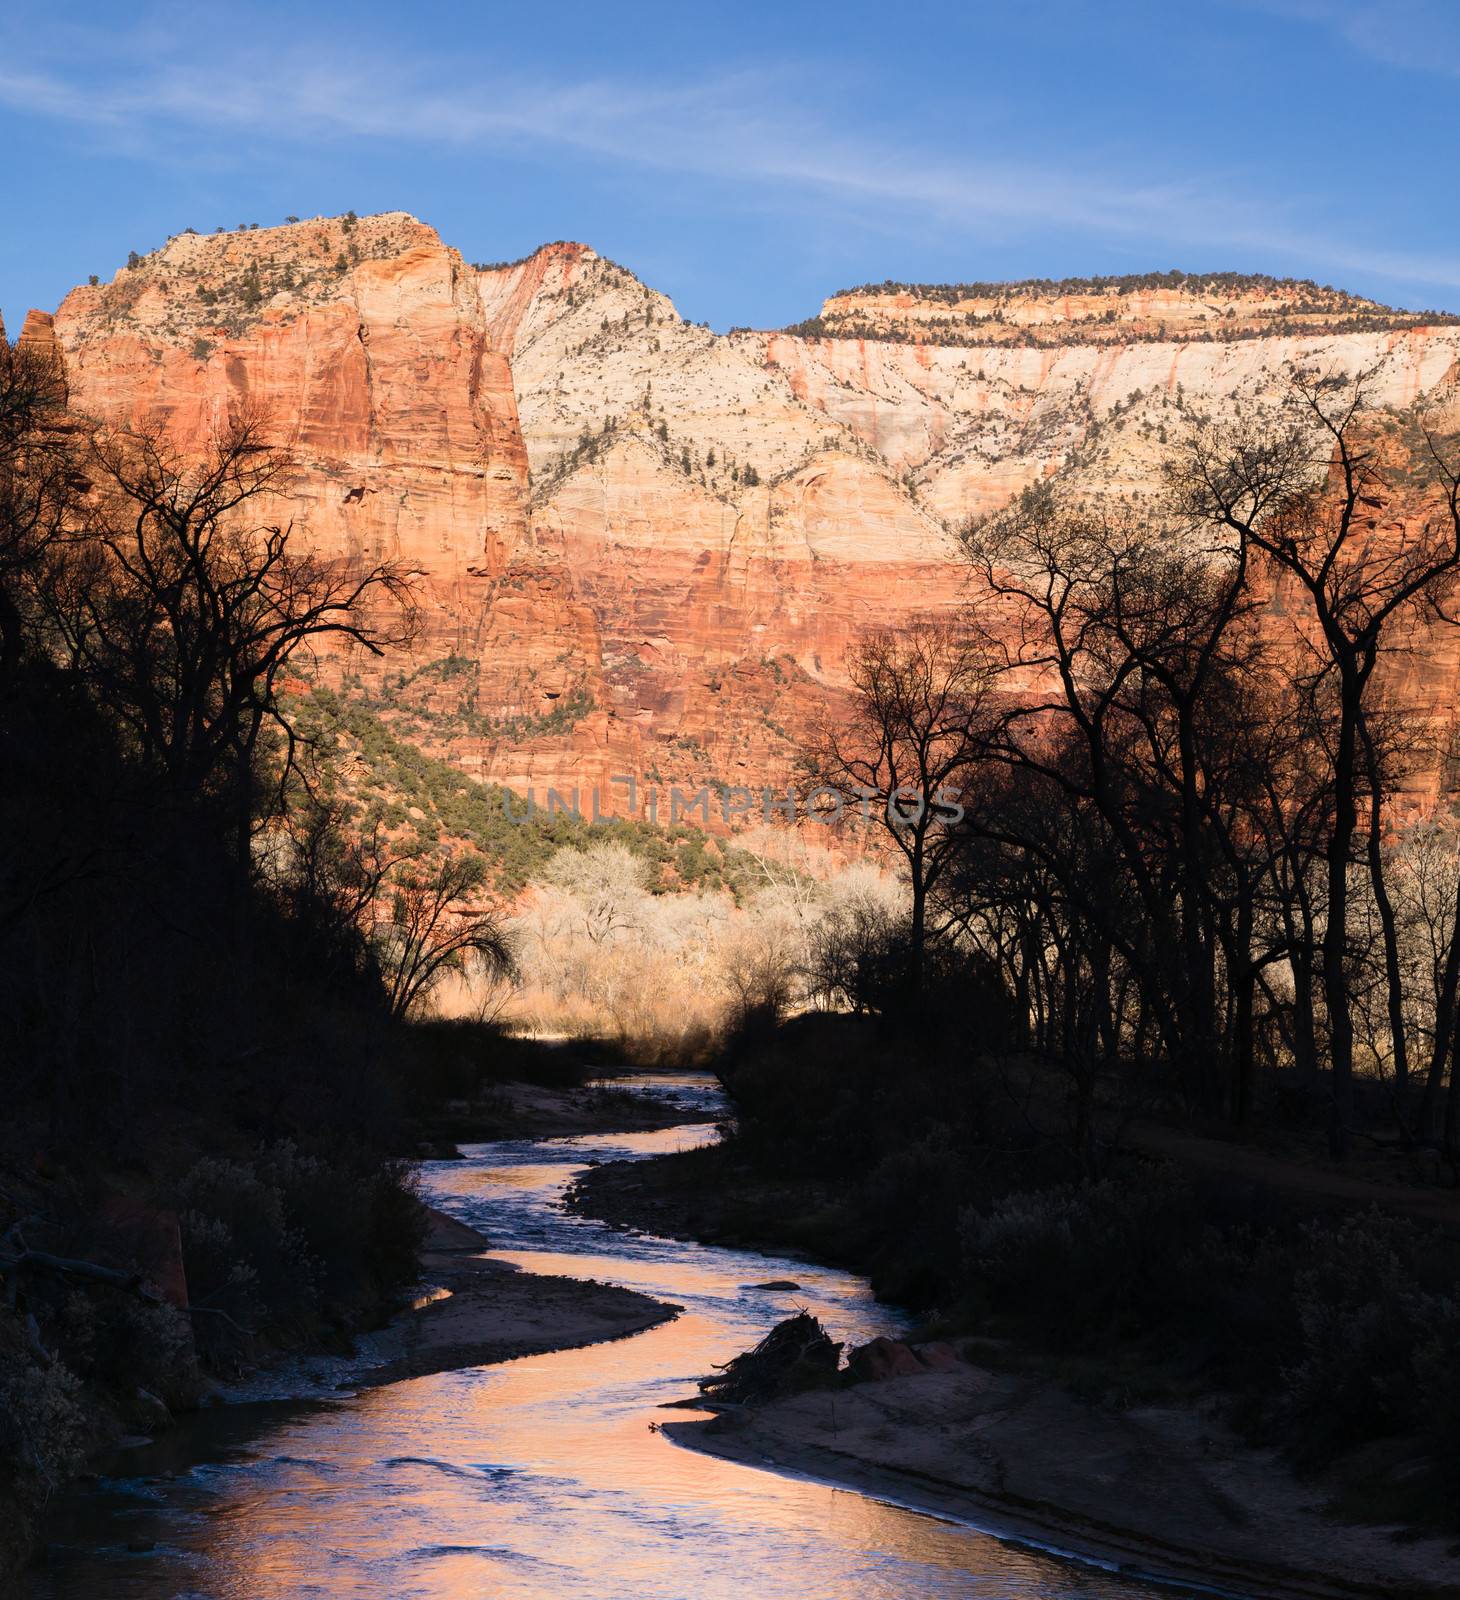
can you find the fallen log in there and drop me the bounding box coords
[0,1246,155,1294]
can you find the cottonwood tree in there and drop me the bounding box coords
[963,499,1251,1105]
[1351,701,1433,1109]
[542,840,651,945]
[269,801,396,994]
[1392,814,1460,1153]
[269,803,516,1022]
[960,477,1374,1130]
[42,411,418,865]
[805,621,997,1006]
[0,331,75,685]
[1178,370,1460,1152]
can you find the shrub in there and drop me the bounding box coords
[857,1135,971,1304]
[1283,1212,1460,1461]
[805,905,1019,1040]
[960,1167,1193,1345]
[52,1289,197,1411]
[177,1155,314,1349]
[0,1320,86,1495]
[366,1160,428,1297]
[176,1141,425,1363]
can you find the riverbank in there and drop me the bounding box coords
[369,1069,706,1381]
[408,1023,711,1149]
[10,1110,687,1588]
[19,1206,681,1588]
[565,1140,820,1258]
[423,1073,705,1149]
[341,1207,678,1388]
[666,1367,1460,1600]
[572,1144,1460,1599]
[29,1098,1174,1599]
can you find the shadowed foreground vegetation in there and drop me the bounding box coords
[0,338,518,1574]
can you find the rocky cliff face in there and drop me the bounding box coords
[38,215,1460,816]
[806,271,1443,345]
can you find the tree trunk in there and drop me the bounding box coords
[0,584,22,688]
[1178,714,1220,1110]
[1011,955,1031,1051]
[1323,700,1359,1157]
[1280,839,1322,1089]
[1445,1021,1460,1161]
[1420,874,1460,1141]
[1231,893,1256,1127]
[907,870,926,1008]
[1361,720,1409,1112]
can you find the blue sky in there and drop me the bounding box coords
[2,0,1455,335]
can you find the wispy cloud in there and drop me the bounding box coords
[2,41,1166,238]
[3,18,1458,298]
[1236,0,1460,78]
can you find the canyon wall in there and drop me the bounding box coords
[35,215,1460,814]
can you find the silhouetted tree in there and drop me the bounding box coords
[0,332,73,686]
[806,621,996,1006]
[1178,371,1460,1152]
[376,852,515,1021]
[41,411,417,865]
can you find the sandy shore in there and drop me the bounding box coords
[365,1073,706,1379]
[666,1366,1460,1600]
[350,1208,678,1387]
[377,1076,696,1380]
[573,1131,1460,1597]
[214,1207,678,1404]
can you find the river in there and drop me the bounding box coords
[28,1074,1174,1599]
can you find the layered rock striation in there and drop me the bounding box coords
[34,215,1460,815]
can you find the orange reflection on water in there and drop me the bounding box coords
[31,1094,1168,1599]
[175,1256,1162,1598]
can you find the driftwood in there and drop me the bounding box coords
[1,1246,156,1294]
[698,1311,842,1405]
[0,1246,252,1334]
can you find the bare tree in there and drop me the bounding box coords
[41,411,418,863]
[960,477,1361,1128]
[1396,815,1460,1154]
[805,621,996,1004]
[542,841,650,945]
[1178,371,1460,1152]
[269,803,517,1022]
[964,500,1226,1094]
[377,853,515,1021]
[0,330,75,684]
[269,800,395,992]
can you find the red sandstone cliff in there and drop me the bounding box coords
[33,215,1460,815]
